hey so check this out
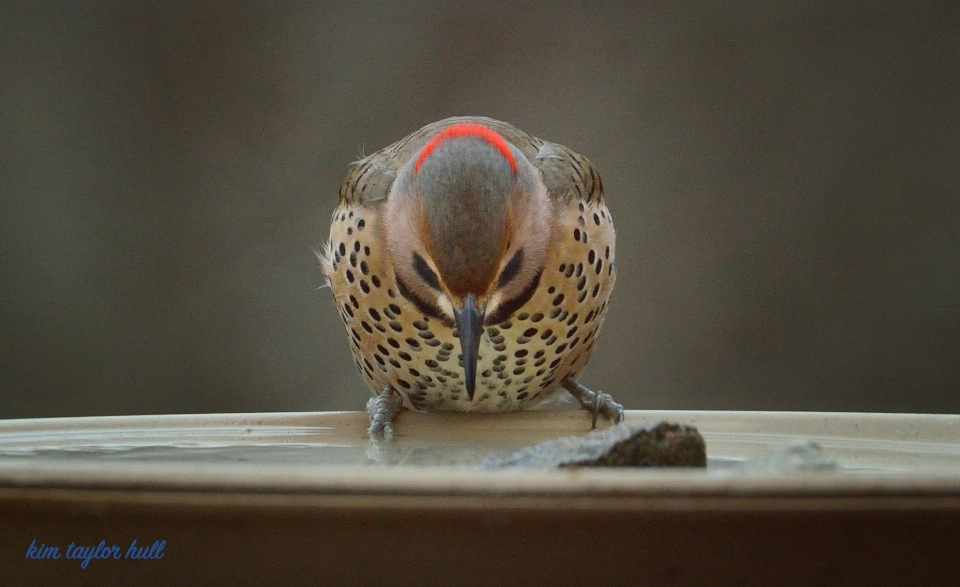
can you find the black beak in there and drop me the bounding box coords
[453,292,485,400]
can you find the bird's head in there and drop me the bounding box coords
[382,122,552,399]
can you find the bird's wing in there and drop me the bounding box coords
[531,141,605,206]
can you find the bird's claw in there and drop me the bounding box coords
[367,386,403,440]
[562,378,625,429]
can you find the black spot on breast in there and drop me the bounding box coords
[396,379,411,389]
[595,259,603,275]
[588,250,596,264]
[338,242,346,256]
[349,252,357,267]
[354,241,360,253]
[578,289,588,303]
[577,276,586,291]
[341,303,353,318]
[558,263,566,273]
[389,321,402,332]
[371,275,382,288]
[592,283,601,298]
[360,280,370,294]
[556,343,569,354]
[515,349,528,358]
[364,245,371,256]
[530,313,544,323]
[573,228,581,241]
[405,338,421,349]
[517,312,529,321]
[513,367,526,376]
[369,308,381,321]
[494,342,507,351]
[345,270,354,283]
[413,320,428,330]
[388,358,401,368]
[540,329,554,340]
[389,303,401,315]
[578,202,585,212]
[523,327,538,337]
[360,261,369,275]
[361,321,373,333]
[576,263,583,277]
[347,227,353,235]
[374,354,385,366]
[605,246,610,259]
[549,357,562,368]
[593,213,601,225]
[549,307,562,319]
[564,264,575,278]
[534,349,545,359]
[398,351,413,361]
[377,344,390,355]
[387,337,400,349]
[349,295,359,309]
[552,293,565,306]
[357,219,366,230]
[567,313,579,326]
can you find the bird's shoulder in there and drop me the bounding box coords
[336,116,603,208]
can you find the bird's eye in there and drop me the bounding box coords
[413,252,442,291]
[497,248,524,288]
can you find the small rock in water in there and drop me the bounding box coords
[737,441,837,472]
[481,421,706,469]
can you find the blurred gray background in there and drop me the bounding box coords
[1,2,958,418]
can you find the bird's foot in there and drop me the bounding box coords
[367,385,404,440]
[562,378,625,429]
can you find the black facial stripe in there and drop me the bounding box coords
[497,248,524,289]
[485,267,543,325]
[395,273,454,327]
[413,252,442,291]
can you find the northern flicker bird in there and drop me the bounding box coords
[321,117,624,438]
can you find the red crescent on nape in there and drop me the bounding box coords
[414,122,517,174]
